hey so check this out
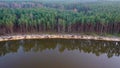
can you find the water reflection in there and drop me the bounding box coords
[0,39,120,58]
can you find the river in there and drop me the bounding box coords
[0,39,120,68]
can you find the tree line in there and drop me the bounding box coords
[0,1,120,35]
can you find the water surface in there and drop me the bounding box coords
[0,39,120,68]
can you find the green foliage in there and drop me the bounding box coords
[0,1,120,34]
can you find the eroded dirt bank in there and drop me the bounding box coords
[0,34,120,42]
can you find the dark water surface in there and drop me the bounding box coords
[0,39,120,68]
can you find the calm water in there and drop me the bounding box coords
[0,39,120,68]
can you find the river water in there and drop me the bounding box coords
[0,39,120,68]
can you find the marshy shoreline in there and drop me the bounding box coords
[0,34,120,42]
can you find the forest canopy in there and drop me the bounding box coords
[0,1,120,35]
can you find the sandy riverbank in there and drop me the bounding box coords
[0,34,120,42]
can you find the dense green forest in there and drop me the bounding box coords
[0,1,120,35]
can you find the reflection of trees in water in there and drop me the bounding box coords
[0,41,20,56]
[0,39,120,58]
